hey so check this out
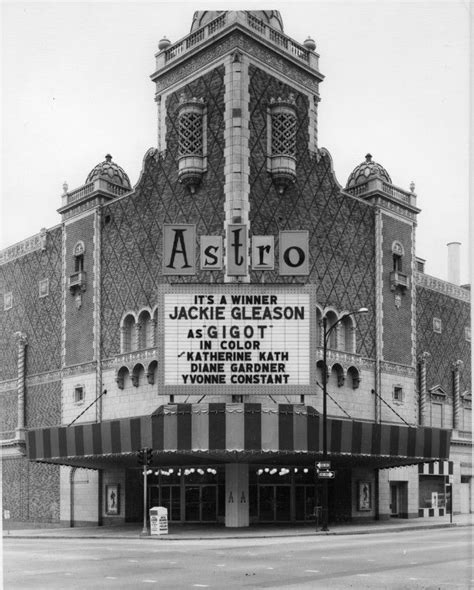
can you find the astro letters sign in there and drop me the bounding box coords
[162,225,309,276]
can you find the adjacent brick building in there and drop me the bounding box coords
[1,10,471,527]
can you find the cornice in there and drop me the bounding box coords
[415,271,471,303]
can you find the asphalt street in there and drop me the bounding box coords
[3,527,472,589]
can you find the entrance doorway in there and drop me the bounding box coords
[258,485,291,521]
[185,485,218,522]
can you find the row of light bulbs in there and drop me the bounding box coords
[146,467,311,476]
[257,467,309,476]
[146,467,218,476]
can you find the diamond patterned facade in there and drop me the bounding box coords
[0,10,470,528]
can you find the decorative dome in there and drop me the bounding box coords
[85,154,131,189]
[190,10,284,33]
[346,154,392,189]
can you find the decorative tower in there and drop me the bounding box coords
[346,154,420,422]
[151,10,324,282]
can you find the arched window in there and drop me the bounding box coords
[137,310,152,350]
[316,360,326,385]
[347,366,360,389]
[316,307,323,347]
[340,314,356,353]
[392,241,404,272]
[331,363,345,387]
[116,366,129,390]
[121,314,136,353]
[147,360,158,385]
[131,363,145,387]
[325,310,338,350]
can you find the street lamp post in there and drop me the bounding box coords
[320,307,368,532]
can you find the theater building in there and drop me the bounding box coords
[1,10,471,527]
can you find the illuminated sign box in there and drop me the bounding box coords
[158,284,316,396]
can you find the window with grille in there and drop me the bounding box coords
[178,110,203,157]
[271,109,296,157]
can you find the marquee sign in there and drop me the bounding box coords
[158,285,316,395]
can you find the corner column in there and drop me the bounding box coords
[225,463,249,527]
[14,331,28,440]
[418,351,430,426]
[452,360,463,430]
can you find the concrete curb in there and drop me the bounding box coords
[3,521,470,541]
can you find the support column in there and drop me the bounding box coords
[225,463,249,527]
[452,360,463,430]
[418,351,430,426]
[14,331,28,440]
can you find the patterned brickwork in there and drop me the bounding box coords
[0,389,17,435]
[416,285,471,396]
[65,215,95,366]
[26,380,61,428]
[0,227,63,380]
[101,66,226,358]
[247,65,376,357]
[381,215,413,365]
[2,457,60,522]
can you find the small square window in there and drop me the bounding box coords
[3,292,12,311]
[433,318,442,334]
[39,278,49,298]
[465,327,471,342]
[74,386,84,404]
[393,386,404,402]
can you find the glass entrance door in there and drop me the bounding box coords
[160,485,181,521]
[258,485,291,521]
[185,485,218,522]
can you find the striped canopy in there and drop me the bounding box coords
[26,404,451,469]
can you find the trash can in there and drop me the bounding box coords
[150,506,168,535]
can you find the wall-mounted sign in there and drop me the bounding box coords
[227,225,248,276]
[163,224,196,275]
[252,236,274,270]
[279,231,309,276]
[161,287,311,388]
[162,225,309,275]
[200,236,223,270]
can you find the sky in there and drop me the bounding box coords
[1,1,471,283]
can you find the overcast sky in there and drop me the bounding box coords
[1,1,471,283]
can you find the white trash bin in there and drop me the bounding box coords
[150,506,168,535]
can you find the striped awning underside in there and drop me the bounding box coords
[26,404,451,466]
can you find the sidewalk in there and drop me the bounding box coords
[2,514,473,540]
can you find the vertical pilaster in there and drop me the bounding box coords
[418,352,430,426]
[452,360,463,430]
[374,208,383,422]
[224,52,250,282]
[225,463,249,527]
[14,331,27,439]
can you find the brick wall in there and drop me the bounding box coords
[26,380,61,428]
[65,214,95,366]
[0,226,63,380]
[416,285,471,396]
[2,457,60,522]
[0,388,17,435]
[381,214,413,365]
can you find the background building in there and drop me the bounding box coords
[1,10,471,527]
